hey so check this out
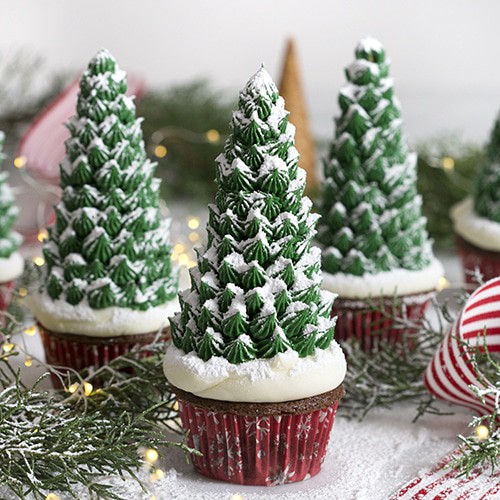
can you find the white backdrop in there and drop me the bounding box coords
[2,0,500,142]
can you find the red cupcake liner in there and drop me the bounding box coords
[455,234,500,286]
[39,324,169,375]
[332,292,434,352]
[177,397,339,485]
[0,280,16,328]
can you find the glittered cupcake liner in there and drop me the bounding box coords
[332,292,434,352]
[455,234,500,287]
[175,387,343,486]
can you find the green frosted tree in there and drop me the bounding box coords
[0,132,22,259]
[317,38,433,276]
[43,49,177,309]
[475,113,500,221]
[170,67,336,364]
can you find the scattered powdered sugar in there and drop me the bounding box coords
[451,196,500,251]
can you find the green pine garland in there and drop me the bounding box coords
[0,326,191,500]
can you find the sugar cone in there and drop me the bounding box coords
[279,38,317,194]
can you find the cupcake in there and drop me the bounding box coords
[164,67,346,486]
[29,49,178,372]
[0,131,24,319]
[452,113,500,285]
[316,38,443,351]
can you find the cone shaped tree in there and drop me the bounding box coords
[42,49,177,310]
[170,67,336,364]
[0,132,22,259]
[317,38,433,277]
[279,38,317,194]
[475,114,500,222]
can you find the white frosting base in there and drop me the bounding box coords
[451,197,500,252]
[0,252,24,283]
[163,341,346,403]
[321,257,444,299]
[28,292,179,337]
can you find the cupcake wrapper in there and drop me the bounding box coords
[332,292,433,352]
[455,235,500,286]
[177,398,339,486]
[39,324,168,374]
[0,280,15,319]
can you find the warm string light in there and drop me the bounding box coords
[2,343,15,353]
[231,495,245,500]
[475,425,490,440]
[150,468,165,482]
[67,382,93,396]
[14,155,27,168]
[187,216,200,230]
[33,256,45,266]
[144,448,159,464]
[206,129,221,143]
[436,276,451,292]
[18,287,28,297]
[37,228,49,242]
[25,325,37,336]
[45,494,61,500]
[24,356,32,367]
[153,145,168,158]
[441,156,455,171]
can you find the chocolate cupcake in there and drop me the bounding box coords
[164,67,346,486]
[316,38,443,351]
[29,49,178,372]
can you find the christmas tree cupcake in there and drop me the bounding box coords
[29,49,178,371]
[164,68,346,486]
[316,38,443,351]
[0,132,24,316]
[452,113,500,285]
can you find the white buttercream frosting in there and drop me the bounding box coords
[163,341,346,403]
[0,251,24,283]
[28,291,179,337]
[321,257,444,299]
[451,197,500,252]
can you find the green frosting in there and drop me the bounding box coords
[0,132,22,259]
[170,67,337,364]
[475,114,500,221]
[43,49,178,309]
[317,38,433,276]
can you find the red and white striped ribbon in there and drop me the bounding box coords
[424,277,500,417]
[390,449,500,499]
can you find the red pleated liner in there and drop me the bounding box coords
[332,291,434,352]
[455,234,500,286]
[39,324,170,373]
[0,280,16,328]
[178,398,339,486]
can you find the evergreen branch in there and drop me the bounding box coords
[0,335,195,499]
[448,333,499,476]
[339,293,464,420]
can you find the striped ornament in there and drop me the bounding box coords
[390,449,500,499]
[424,277,500,417]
